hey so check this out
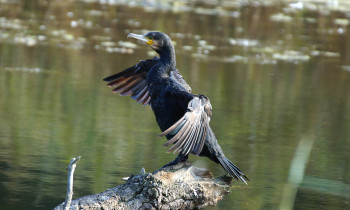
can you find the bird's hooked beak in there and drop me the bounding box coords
[127,33,154,45]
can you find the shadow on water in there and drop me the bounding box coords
[0,0,350,209]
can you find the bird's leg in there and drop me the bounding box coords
[152,154,188,174]
[162,153,188,168]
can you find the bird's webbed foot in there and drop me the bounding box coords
[152,154,189,175]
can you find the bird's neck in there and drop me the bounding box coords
[158,46,176,68]
[148,45,177,84]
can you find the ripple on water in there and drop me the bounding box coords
[3,67,43,73]
[273,50,310,63]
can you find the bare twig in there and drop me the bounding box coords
[63,156,81,210]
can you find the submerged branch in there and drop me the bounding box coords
[54,162,233,209]
[279,135,315,210]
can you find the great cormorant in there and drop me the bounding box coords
[103,32,248,183]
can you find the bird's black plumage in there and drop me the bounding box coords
[103,32,248,183]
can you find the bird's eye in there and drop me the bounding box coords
[147,36,153,40]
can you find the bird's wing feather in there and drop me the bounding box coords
[103,57,158,105]
[158,95,212,156]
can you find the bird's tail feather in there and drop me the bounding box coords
[218,156,249,184]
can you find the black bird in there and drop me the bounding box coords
[103,32,248,183]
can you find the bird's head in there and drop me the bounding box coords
[127,32,174,57]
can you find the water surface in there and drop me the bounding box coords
[0,0,350,209]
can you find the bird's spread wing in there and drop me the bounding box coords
[103,57,158,105]
[170,70,192,93]
[159,95,212,156]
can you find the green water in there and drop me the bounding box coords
[1,1,350,209]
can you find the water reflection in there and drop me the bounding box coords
[0,0,350,209]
